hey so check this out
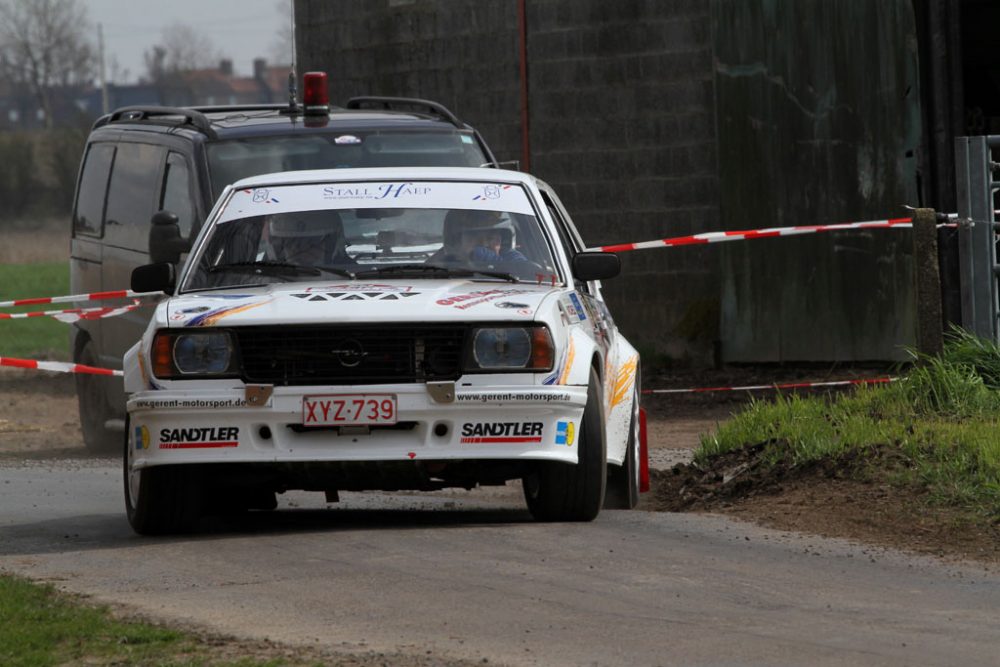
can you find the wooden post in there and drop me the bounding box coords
[913,208,944,357]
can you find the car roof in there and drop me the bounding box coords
[91,103,477,141]
[209,110,463,133]
[228,167,541,191]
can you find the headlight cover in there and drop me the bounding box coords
[152,330,237,378]
[467,325,554,371]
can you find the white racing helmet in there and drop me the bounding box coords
[443,209,513,248]
[267,210,346,262]
[268,210,341,238]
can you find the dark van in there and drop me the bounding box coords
[70,76,500,451]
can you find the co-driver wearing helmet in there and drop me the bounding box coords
[267,210,354,266]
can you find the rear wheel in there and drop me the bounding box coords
[76,340,118,454]
[124,417,202,535]
[524,367,606,521]
[604,388,641,510]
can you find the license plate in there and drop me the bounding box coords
[302,394,397,426]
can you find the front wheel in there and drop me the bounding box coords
[124,417,202,535]
[523,367,607,521]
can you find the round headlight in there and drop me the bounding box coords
[172,332,233,374]
[473,327,532,368]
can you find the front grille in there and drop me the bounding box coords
[233,324,467,385]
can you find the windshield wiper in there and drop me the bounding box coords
[468,268,521,283]
[314,265,356,279]
[354,263,519,283]
[208,261,355,279]
[208,261,319,277]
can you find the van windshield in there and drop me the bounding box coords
[206,132,489,199]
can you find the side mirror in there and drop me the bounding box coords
[149,210,191,264]
[571,252,621,281]
[131,262,176,295]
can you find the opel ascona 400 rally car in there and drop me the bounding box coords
[124,167,646,534]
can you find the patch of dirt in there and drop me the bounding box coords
[638,363,1000,565]
[648,440,1000,565]
[0,223,67,264]
[0,371,87,458]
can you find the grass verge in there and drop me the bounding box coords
[0,262,70,360]
[0,573,306,666]
[698,329,1000,518]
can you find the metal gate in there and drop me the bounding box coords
[956,135,1000,341]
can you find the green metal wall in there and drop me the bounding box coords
[714,0,922,361]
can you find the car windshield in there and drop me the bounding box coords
[181,180,560,291]
[206,132,489,199]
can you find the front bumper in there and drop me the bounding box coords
[127,383,587,470]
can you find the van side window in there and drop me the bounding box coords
[73,143,115,237]
[160,152,195,238]
[104,142,165,249]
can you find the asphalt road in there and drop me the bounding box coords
[1,457,998,667]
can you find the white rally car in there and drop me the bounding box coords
[124,167,647,534]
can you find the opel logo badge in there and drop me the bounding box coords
[330,338,367,368]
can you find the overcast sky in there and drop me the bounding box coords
[86,0,294,83]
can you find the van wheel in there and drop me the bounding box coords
[523,367,606,521]
[76,341,118,454]
[124,417,202,535]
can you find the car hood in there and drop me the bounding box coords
[165,280,561,327]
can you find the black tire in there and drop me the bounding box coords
[123,417,203,535]
[604,390,641,510]
[524,367,607,521]
[76,340,119,454]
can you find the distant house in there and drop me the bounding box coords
[155,58,292,108]
[0,58,292,129]
[0,80,93,130]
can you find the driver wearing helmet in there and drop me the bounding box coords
[267,210,353,265]
[431,209,528,265]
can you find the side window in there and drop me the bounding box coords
[73,143,115,237]
[540,190,578,260]
[104,142,165,249]
[160,152,196,238]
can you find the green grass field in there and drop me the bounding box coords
[0,574,302,666]
[0,262,71,360]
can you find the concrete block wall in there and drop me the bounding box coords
[525,0,719,363]
[296,0,524,167]
[296,0,721,364]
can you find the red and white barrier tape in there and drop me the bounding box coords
[0,303,142,323]
[0,289,159,310]
[642,377,896,395]
[592,217,915,253]
[0,359,894,387]
[0,357,122,377]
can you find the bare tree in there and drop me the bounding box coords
[0,0,95,128]
[143,22,221,81]
[269,0,294,66]
[106,54,129,86]
[142,45,167,83]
